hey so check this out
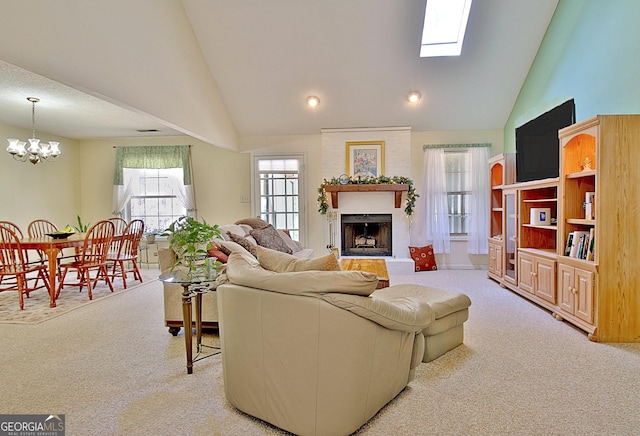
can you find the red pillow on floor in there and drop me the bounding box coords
[408,245,437,272]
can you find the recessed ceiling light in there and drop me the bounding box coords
[136,129,159,133]
[306,96,320,108]
[407,92,422,103]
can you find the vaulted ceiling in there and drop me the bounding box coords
[0,0,558,151]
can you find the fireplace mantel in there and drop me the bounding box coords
[324,184,409,208]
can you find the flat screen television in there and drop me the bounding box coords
[515,99,575,183]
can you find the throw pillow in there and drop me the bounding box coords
[227,232,258,257]
[277,229,301,253]
[226,252,378,297]
[218,224,249,241]
[256,246,341,272]
[207,243,229,263]
[215,240,232,256]
[250,225,292,254]
[234,217,270,229]
[408,245,438,272]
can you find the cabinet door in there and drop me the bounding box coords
[575,268,595,324]
[488,243,498,275]
[518,253,534,294]
[535,257,556,304]
[558,263,575,314]
[503,191,517,284]
[495,245,503,277]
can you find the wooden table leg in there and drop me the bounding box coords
[181,284,193,374]
[195,292,203,354]
[45,247,61,308]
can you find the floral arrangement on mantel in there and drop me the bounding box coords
[317,175,418,216]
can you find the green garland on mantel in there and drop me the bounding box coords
[317,175,419,216]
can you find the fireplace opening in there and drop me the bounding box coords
[341,214,392,257]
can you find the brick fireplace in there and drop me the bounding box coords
[321,126,415,274]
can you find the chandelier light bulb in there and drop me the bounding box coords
[407,91,422,103]
[306,95,320,107]
[5,97,62,165]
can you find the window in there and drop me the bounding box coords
[445,150,470,236]
[112,145,195,231]
[253,155,305,242]
[420,0,473,57]
[125,168,186,233]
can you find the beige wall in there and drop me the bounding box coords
[0,121,81,231]
[78,137,251,227]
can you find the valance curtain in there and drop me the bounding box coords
[413,143,490,255]
[112,145,196,217]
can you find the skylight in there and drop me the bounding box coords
[420,0,472,57]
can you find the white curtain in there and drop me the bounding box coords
[417,148,451,254]
[467,147,490,254]
[112,171,134,217]
[166,168,196,217]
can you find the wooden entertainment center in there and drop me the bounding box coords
[488,115,640,342]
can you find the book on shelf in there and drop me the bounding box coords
[579,233,590,259]
[586,228,595,261]
[568,231,589,258]
[564,233,574,256]
[584,192,596,220]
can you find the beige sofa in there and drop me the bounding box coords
[217,248,434,436]
[160,222,314,335]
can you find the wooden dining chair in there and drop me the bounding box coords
[107,217,128,258]
[108,217,127,236]
[107,219,145,289]
[56,220,115,301]
[0,221,27,291]
[27,218,58,262]
[0,221,24,238]
[0,224,50,309]
[27,219,58,237]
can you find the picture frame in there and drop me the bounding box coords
[345,141,385,178]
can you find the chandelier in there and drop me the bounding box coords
[6,97,61,165]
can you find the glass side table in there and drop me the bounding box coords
[159,267,220,374]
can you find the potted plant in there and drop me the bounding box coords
[74,215,90,233]
[162,216,222,275]
[143,229,163,244]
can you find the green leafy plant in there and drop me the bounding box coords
[74,215,90,233]
[317,175,419,216]
[162,216,222,273]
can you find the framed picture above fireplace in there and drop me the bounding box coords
[346,141,385,178]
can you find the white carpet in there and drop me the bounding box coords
[1,269,640,435]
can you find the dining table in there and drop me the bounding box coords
[16,233,121,308]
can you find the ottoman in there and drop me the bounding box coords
[419,287,471,362]
[372,285,471,362]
